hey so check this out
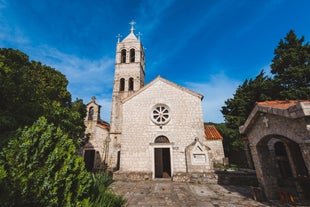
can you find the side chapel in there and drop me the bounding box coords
[82,22,224,180]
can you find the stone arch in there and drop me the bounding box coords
[255,134,309,199]
[130,48,135,62]
[119,78,125,91]
[154,135,170,143]
[251,122,305,146]
[88,106,94,120]
[128,77,134,91]
[121,49,126,63]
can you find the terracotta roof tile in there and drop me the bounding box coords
[256,100,308,109]
[97,120,110,129]
[204,125,223,140]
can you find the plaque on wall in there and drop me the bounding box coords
[192,154,206,163]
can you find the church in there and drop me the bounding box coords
[82,23,224,181]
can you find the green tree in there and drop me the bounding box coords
[221,71,275,151]
[0,117,92,207]
[0,48,85,147]
[271,30,310,99]
[221,30,309,165]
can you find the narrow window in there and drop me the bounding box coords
[121,49,126,63]
[119,78,125,91]
[128,77,134,91]
[88,107,94,120]
[130,49,135,62]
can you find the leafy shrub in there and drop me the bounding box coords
[90,173,126,207]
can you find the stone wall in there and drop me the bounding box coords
[206,140,225,164]
[113,171,152,181]
[113,170,258,186]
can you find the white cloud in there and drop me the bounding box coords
[23,45,115,105]
[185,72,241,123]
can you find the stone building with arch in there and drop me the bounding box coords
[82,23,224,180]
[240,100,310,201]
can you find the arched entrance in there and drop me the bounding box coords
[256,135,309,199]
[154,136,171,178]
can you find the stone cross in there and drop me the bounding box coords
[91,96,96,103]
[129,20,136,33]
[137,32,142,40]
[263,116,269,128]
[116,34,122,43]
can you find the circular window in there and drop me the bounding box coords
[151,104,170,125]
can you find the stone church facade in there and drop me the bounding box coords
[82,24,224,180]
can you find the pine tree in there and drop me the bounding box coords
[271,30,310,99]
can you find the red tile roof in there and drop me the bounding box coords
[97,120,110,129]
[256,100,308,109]
[204,125,223,140]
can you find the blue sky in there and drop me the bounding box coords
[1,0,310,123]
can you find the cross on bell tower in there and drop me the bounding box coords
[129,20,136,33]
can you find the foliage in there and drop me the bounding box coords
[221,71,275,151]
[0,48,86,148]
[90,173,126,207]
[218,30,309,165]
[221,30,310,156]
[0,117,92,207]
[271,30,310,99]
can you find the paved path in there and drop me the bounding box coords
[109,181,279,207]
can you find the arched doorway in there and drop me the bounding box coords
[154,136,171,178]
[256,136,309,199]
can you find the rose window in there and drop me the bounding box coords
[151,104,170,125]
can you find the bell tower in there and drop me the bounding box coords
[108,21,145,169]
[114,21,145,95]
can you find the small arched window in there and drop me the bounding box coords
[130,49,135,62]
[155,136,170,143]
[128,77,134,91]
[88,107,94,120]
[119,78,125,91]
[121,49,126,63]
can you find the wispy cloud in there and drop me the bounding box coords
[137,0,175,35]
[144,1,235,68]
[235,1,284,38]
[185,72,241,123]
[0,1,29,46]
[27,45,115,100]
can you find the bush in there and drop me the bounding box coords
[0,117,92,207]
[90,173,126,207]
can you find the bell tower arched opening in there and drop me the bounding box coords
[130,49,135,62]
[88,106,94,120]
[119,78,125,91]
[121,49,126,63]
[128,77,134,91]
